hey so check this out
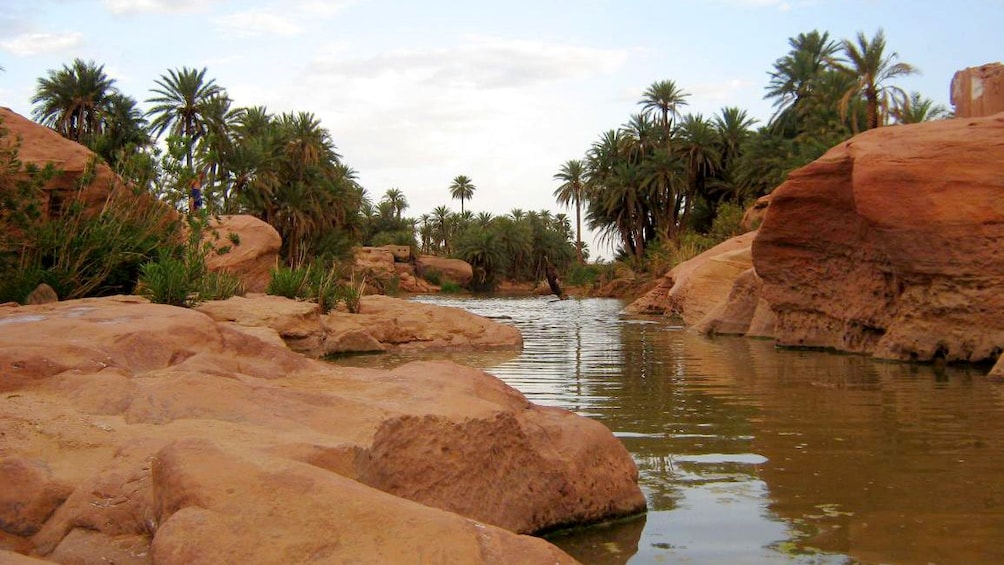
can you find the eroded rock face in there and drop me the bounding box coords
[0,296,643,562]
[624,232,757,325]
[951,62,1004,118]
[204,215,281,293]
[753,114,1004,362]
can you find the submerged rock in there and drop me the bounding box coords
[0,296,643,563]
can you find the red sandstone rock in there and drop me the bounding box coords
[417,255,474,285]
[951,62,1004,118]
[354,246,397,280]
[195,294,522,356]
[694,267,776,337]
[0,107,122,215]
[624,232,756,325]
[0,296,642,562]
[753,113,1004,362]
[741,194,771,232]
[204,215,281,293]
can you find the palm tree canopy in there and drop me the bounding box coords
[836,29,918,129]
[449,174,476,213]
[146,67,225,150]
[639,79,690,128]
[31,58,117,142]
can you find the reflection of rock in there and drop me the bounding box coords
[0,296,645,562]
[204,215,281,293]
[196,293,523,357]
[547,514,647,565]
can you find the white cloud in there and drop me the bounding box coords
[102,0,213,15]
[212,9,302,38]
[313,36,628,90]
[293,0,357,18]
[0,32,84,56]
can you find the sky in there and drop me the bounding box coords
[1,0,1001,260]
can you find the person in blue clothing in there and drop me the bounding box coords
[189,171,205,213]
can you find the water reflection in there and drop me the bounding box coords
[335,296,1004,564]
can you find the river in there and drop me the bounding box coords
[334,295,1004,564]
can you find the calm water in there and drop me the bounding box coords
[335,296,1004,565]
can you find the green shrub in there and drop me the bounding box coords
[267,264,312,299]
[199,270,245,302]
[439,281,462,294]
[308,261,343,314]
[138,253,193,306]
[422,268,442,286]
[228,232,241,246]
[339,274,366,313]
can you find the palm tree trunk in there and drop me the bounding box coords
[575,200,583,264]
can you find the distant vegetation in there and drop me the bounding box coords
[1,28,944,302]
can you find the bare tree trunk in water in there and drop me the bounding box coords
[545,257,564,299]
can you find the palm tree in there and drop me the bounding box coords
[837,29,918,130]
[449,175,476,214]
[382,188,408,219]
[639,79,690,129]
[431,205,453,253]
[31,58,117,143]
[678,114,722,230]
[553,159,587,264]
[146,67,225,170]
[765,30,841,134]
[892,91,949,123]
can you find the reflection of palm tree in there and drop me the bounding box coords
[449,175,476,214]
[146,66,225,171]
[837,29,917,130]
[31,58,116,143]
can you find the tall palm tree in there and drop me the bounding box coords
[146,67,225,170]
[837,29,918,130]
[677,114,722,229]
[639,79,690,129]
[382,188,408,219]
[765,30,841,134]
[431,205,453,253]
[31,58,117,143]
[553,159,587,264]
[449,174,475,214]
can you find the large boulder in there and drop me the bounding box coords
[951,62,1004,118]
[354,247,397,280]
[624,232,757,325]
[0,107,122,216]
[753,113,1004,362]
[0,107,172,232]
[204,215,281,293]
[417,255,474,286]
[195,294,523,357]
[0,296,644,562]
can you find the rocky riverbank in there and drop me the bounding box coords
[0,295,646,564]
[627,112,1004,373]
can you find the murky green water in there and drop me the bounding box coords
[335,296,1004,565]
